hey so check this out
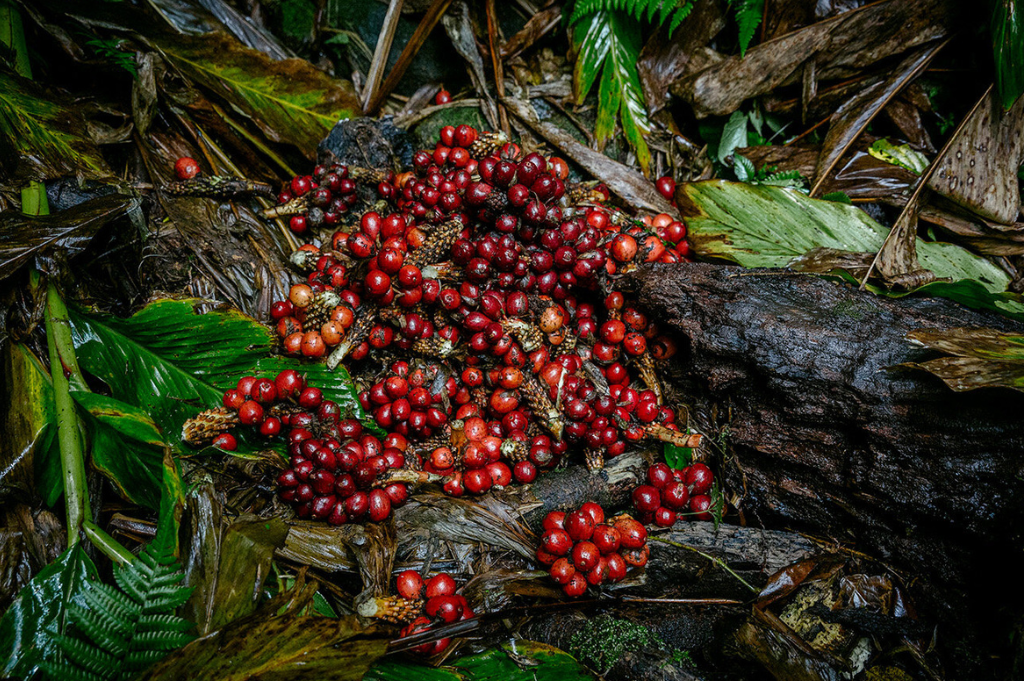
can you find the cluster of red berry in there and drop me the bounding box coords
[632,462,716,526]
[364,360,452,438]
[536,502,649,597]
[394,570,472,656]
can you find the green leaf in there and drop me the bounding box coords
[821,191,853,204]
[152,32,360,159]
[67,298,366,453]
[0,545,99,679]
[2,343,59,503]
[732,0,764,56]
[993,0,1024,109]
[902,327,1024,391]
[571,11,652,173]
[0,69,111,185]
[366,640,595,680]
[663,442,693,470]
[868,139,930,174]
[678,181,1011,294]
[718,110,749,164]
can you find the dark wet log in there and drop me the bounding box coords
[622,263,1024,679]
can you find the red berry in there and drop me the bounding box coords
[655,176,676,200]
[564,511,595,542]
[426,595,463,623]
[647,463,673,488]
[615,517,647,549]
[606,552,628,582]
[435,89,451,105]
[174,157,200,180]
[686,463,714,496]
[238,400,264,425]
[563,572,587,598]
[654,506,677,527]
[368,489,391,522]
[212,433,236,450]
[632,484,661,513]
[536,546,558,566]
[689,494,713,520]
[396,570,424,600]
[571,541,600,572]
[549,557,576,585]
[661,480,690,510]
[579,502,605,525]
[222,389,244,410]
[541,529,572,556]
[542,511,566,532]
[425,573,457,598]
[592,524,621,554]
[298,387,323,409]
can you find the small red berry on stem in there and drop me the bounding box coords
[174,157,200,180]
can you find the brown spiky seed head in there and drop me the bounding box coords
[357,595,423,623]
[182,407,240,446]
[303,290,342,329]
[468,131,509,160]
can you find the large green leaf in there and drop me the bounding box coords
[0,69,110,185]
[366,641,595,680]
[153,32,360,159]
[571,11,652,174]
[67,298,365,452]
[993,0,1024,109]
[0,545,99,679]
[678,181,1011,293]
[2,343,58,502]
[902,327,1024,392]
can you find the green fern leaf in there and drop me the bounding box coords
[55,636,119,676]
[41,659,106,681]
[731,0,764,56]
[138,614,196,632]
[68,605,129,657]
[668,1,693,34]
[570,0,693,33]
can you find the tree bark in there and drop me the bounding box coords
[622,263,1024,678]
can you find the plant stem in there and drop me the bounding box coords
[83,521,134,565]
[649,536,759,594]
[44,281,91,544]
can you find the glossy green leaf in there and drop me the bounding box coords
[993,0,1024,109]
[571,11,652,173]
[157,451,186,559]
[153,32,360,158]
[2,343,59,504]
[902,327,1024,392]
[366,641,594,680]
[678,181,1011,293]
[663,442,693,470]
[0,545,99,679]
[67,298,365,453]
[718,111,748,164]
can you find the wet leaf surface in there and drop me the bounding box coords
[993,0,1024,109]
[903,327,1024,391]
[0,194,138,282]
[0,69,111,186]
[0,544,98,679]
[0,344,56,501]
[366,641,595,680]
[678,181,1011,293]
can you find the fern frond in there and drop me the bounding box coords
[570,0,693,34]
[138,613,196,632]
[730,0,764,56]
[131,629,196,650]
[42,658,107,681]
[758,170,805,188]
[68,604,130,657]
[81,583,139,626]
[56,636,119,676]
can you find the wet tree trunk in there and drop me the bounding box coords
[622,263,1024,678]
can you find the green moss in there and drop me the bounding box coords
[568,616,668,672]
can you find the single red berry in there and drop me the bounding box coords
[622,545,650,567]
[655,176,676,199]
[298,387,323,409]
[563,572,587,598]
[592,524,621,555]
[579,502,605,525]
[615,517,647,549]
[661,480,690,510]
[689,494,713,520]
[425,573,457,599]
[606,552,628,582]
[632,484,661,513]
[564,510,595,542]
[223,389,245,410]
[536,546,558,566]
[435,89,451,105]
[572,541,600,572]
[174,157,200,180]
[212,432,236,450]
[367,489,391,522]
[647,463,673,488]
[396,570,424,600]
[259,416,282,437]
[542,511,566,532]
[238,400,264,425]
[549,557,576,585]
[654,506,677,527]
[426,595,463,623]
[686,463,714,496]
[541,529,572,556]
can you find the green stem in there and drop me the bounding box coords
[44,281,91,544]
[0,2,51,217]
[649,536,759,594]
[83,521,134,565]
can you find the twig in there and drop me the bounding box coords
[648,536,759,593]
[365,0,455,115]
[362,0,405,113]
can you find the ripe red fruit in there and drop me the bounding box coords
[686,463,714,496]
[610,234,638,263]
[174,156,200,180]
[615,517,647,549]
[368,489,392,522]
[549,557,576,585]
[689,494,713,520]
[655,176,676,200]
[542,529,572,556]
[632,484,661,513]
[396,570,424,600]
[571,541,600,572]
[647,463,673,488]
[579,502,605,525]
[222,389,244,410]
[564,511,595,542]
[660,480,690,510]
[298,387,323,409]
[238,400,264,425]
[464,468,492,494]
[622,545,650,567]
[425,573,457,598]
[563,572,587,598]
[212,433,236,450]
[592,524,621,554]
[513,460,537,483]
[426,595,463,623]
[587,558,608,586]
[654,506,677,527]
[536,546,558,566]
[275,369,305,399]
[542,511,566,532]
[435,89,452,105]
[606,552,628,582]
